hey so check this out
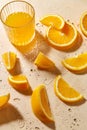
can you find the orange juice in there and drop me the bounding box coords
[5,12,35,46]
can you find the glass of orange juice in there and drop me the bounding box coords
[0,1,35,47]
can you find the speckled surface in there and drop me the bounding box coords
[0,0,87,130]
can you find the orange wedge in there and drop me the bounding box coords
[8,74,30,93]
[54,75,83,103]
[80,11,87,36]
[62,52,87,73]
[47,22,78,50]
[40,15,65,30]
[34,52,55,70]
[0,93,10,109]
[2,52,17,71]
[31,84,54,123]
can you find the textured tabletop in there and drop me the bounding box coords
[0,0,87,130]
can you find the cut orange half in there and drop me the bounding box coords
[47,22,78,50]
[62,52,87,73]
[54,75,83,103]
[80,11,87,36]
[31,84,54,123]
[8,74,31,93]
[2,52,17,71]
[40,15,65,30]
[34,52,55,70]
[0,93,10,109]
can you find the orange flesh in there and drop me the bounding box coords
[65,53,87,67]
[58,78,80,98]
[40,88,52,117]
[83,14,87,31]
[48,23,75,44]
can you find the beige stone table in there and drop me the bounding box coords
[0,0,87,130]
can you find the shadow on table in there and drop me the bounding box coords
[0,103,23,125]
[13,29,83,61]
[65,98,86,106]
[14,30,52,62]
[64,67,87,75]
[36,65,61,75]
[62,31,83,52]
[45,121,56,130]
[8,58,22,75]
[49,66,61,75]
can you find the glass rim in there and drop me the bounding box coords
[0,0,35,28]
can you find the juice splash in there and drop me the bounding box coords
[5,12,35,46]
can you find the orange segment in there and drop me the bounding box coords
[40,15,65,30]
[62,52,87,73]
[0,93,10,109]
[80,11,87,36]
[31,84,54,123]
[2,52,17,71]
[34,52,55,70]
[47,22,78,50]
[8,74,31,94]
[54,75,83,103]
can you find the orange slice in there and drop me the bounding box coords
[62,52,87,73]
[31,84,54,123]
[34,52,55,70]
[8,74,31,93]
[40,15,65,30]
[2,52,17,71]
[54,75,83,103]
[0,93,10,109]
[80,11,87,36]
[47,22,78,50]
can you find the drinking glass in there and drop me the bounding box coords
[0,1,35,47]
